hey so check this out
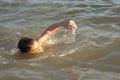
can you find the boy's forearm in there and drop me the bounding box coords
[36,22,64,44]
[45,22,64,33]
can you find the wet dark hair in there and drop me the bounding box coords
[18,37,35,53]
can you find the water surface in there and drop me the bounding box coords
[0,0,120,80]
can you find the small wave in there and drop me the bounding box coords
[89,16,120,24]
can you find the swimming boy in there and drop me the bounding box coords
[18,20,77,53]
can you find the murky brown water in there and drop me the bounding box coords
[0,0,120,80]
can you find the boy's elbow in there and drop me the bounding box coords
[46,31,52,35]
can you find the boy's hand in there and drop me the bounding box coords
[62,20,78,29]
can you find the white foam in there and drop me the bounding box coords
[72,28,76,35]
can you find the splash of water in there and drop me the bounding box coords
[72,28,76,35]
[47,27,77,45]
[62,28,77,44]
[72,28,77,42]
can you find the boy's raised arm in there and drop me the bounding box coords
[36,20,77,45]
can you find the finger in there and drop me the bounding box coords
[74,24,78,28]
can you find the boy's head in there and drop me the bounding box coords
[18,37,39,53]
